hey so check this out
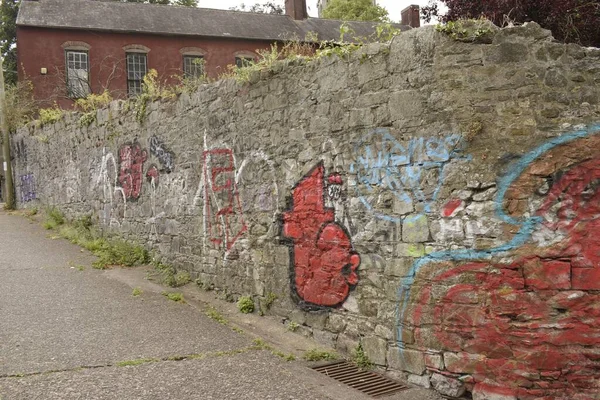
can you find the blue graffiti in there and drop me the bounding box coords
[350,128,468,222]
[20,173,36,202]
[395,123,600,349]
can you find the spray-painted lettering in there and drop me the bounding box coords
[20,173,36,202]
[283,163,360,308]
[203,148,247,251]
[351,128,466,221]
[149,136,174,173]
[118,142,147,200]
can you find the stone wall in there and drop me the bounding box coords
[12,23,600,399]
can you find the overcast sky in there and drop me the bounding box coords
[197,0,442,24]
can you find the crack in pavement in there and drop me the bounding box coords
[0,345,268,379]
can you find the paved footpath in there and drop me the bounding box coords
[0,210,442,400]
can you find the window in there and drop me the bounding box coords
[235,57,254,68]
[126,52,147,97]
[183,55,204,78]
[65,50,90,98]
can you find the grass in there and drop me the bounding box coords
[132,287,142,297]
[116,358,158,367]
[303,349,338,362]
[162,291,184,303]
[152,260,191,287]
[205,307,227,324]
[43,210,149,270]
[43,207,65,230]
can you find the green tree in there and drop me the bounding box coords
[173,0,198,5]
[118,0,198,6]
[0,0,19,86]
[230,2,284,14]
[322,0,388,22]
[422,0,600,47]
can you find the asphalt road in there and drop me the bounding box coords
[0,209,442,400]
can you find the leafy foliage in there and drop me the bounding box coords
[38,104,63,126]
[116,0,197,5]
[230,2,283,14]
[0,0,19,85]
[4,79,37,132]
[303,349,338,361]
[322,0,389,22]
[422,0,600,47]
[237,296,255,313]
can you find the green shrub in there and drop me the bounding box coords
[43,207,65,230]
[38,104,63,125]
[237,296,254,314]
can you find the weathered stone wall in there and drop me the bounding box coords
[12,23,600,399]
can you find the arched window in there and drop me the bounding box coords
[123,45,150,97]
[233,51,257,68]
[180,47,206,78]
[62,42,91,98]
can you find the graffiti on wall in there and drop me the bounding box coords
[202,148,247,252]
[118,142,147,200]
[149,136,174,173]
[20,173,36,202]
[197,132,279,258]
[351,128,467,221]
[95,148,126,227]
[283,163,361,308]
[399,125,600,397]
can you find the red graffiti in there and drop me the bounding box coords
[203,148,247,251]
[146,164,159,186]
[412,157,600,398]
[118,143,147,200]
[283,163,360,307]
[442,198,464,217]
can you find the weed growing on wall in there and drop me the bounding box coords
[237,296,254,313]
[151,259,191,287]
[436,18,496,42]
[352,343,373,370]
[38,104,63,126]
[75,90,112,127]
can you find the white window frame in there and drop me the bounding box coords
[65,50,90,98]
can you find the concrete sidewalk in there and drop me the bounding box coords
[0,210,442,400]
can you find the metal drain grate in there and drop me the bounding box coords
[312,361,408,398]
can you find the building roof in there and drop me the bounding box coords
[16,0,409,42]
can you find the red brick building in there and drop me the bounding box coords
[16,0,414,108]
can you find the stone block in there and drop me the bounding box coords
[430,373,466,398]
[523,258,571,290]
[402,214,430,243]
[305,311,329,330]
[572,267,600,290]
[407,373,431,389]
[424,353,444,370]
[472,382,517,400]
[384,257,413,277]
[444,352,485,374]
[387,347,426,375]
[362,336,387,366]
[389,91,424,118]
[313,329,338,349]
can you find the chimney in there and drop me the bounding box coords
[285,0,308,20]
[401,5,420,28]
